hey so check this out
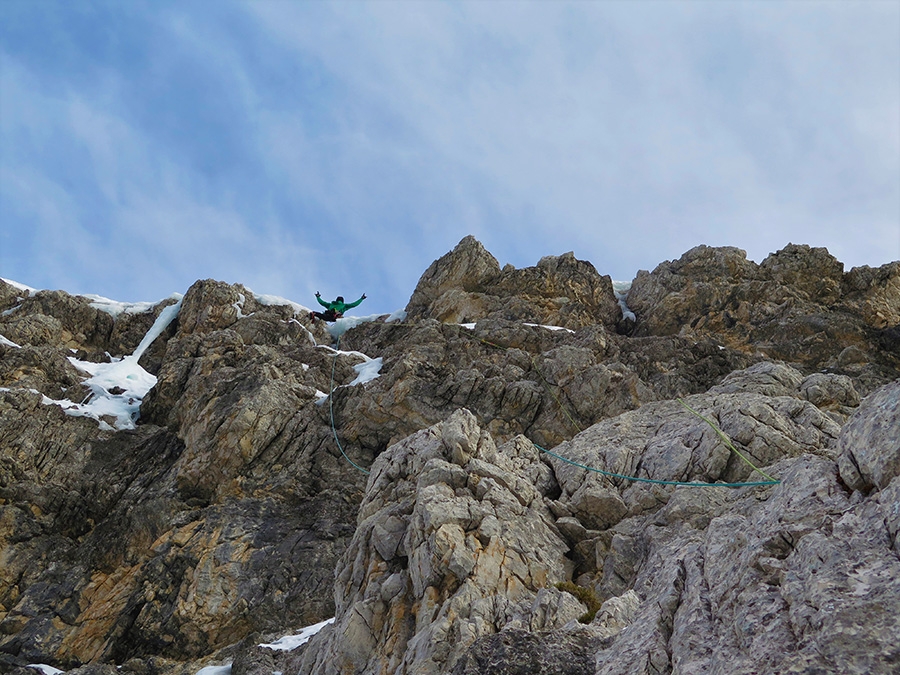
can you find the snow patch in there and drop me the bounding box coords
[25,666,64,675]
[251,290,311,316]
[86,295,162,318]
[1,277,37,293]
[612,280,636,322]
[39,297,183,430]
[386,308,407,322]
[194,665,232,675]
[327,313,388,338]
[1,334,21,348]
[523,323,575,333]
[349,357,383,386]
[259,617,335,651]
[61,355,158,430]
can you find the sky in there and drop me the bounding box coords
[1,0,898,316]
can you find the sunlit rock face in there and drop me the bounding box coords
[404,235,621,330]
[626,244,900,394]
[0,237,898,674]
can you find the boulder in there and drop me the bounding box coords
[295,410,572,675]
[837,380,900,492]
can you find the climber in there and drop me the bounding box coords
[309,292,366,323]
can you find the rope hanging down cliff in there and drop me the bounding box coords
[328,335,371,476]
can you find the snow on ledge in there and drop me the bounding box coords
[0,277,37,293]
[523,322,575,333]
[86,295,164,317]
[25,666,64,675]
[250,289,311,316]
[195,665,232,675]
[259,617,336,651]
[349,357,383,386]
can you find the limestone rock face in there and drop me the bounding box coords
[627,244,900,394]
[335,317,653,451]
[405,236,620,330]
[287,374,899,675]
[0,279,365,672]
[0,282,178,364]
[0,240,898,674]
[837,379,900,491]
[295,410,574,675]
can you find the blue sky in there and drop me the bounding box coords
[1,0,898,316]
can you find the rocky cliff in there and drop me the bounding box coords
[0,238,898,674]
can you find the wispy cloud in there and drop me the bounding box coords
[1,0,897,315]
[244,1,900,269]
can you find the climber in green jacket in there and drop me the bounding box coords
[308,291,366,323]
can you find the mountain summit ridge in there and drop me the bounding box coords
[0,238,898,674]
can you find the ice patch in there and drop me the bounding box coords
[86,295,161,318]
[349,357,383,386]
[259,617,335,651]
[40,297,183,430]
[232,292,253,319]
[25,666,63,675]
[132,297,182,360]
[612,280,636,322]
[195,665,232,675]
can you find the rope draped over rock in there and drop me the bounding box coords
[328,334,371,475]
[324,323,779,487]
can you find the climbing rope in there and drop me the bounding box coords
[676,398,778,483]
[481,332,778,487]
[321,319,779,487]
[533,444,778,488]
[327,335,370,476]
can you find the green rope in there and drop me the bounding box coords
[328,335,370,476]
[319,319,778,486]
[533,443,779,488]
[676,398,778,482]
[480,337,584,434]
[476,332,777,487]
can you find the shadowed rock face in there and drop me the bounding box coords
[0,238,898,674]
